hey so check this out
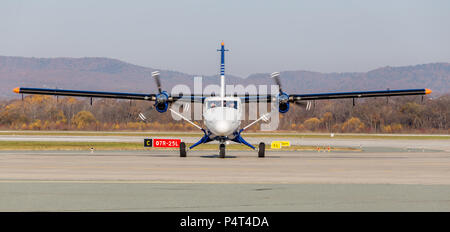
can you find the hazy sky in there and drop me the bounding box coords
[1,0,449,77]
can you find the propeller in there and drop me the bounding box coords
[294,101,306,107]
[261,113,270,123]
[271,72,283,93]
[271,72,289,113]
[138,112,148,121]
[271,72,313,111]
[294,101,313,111]
[151,70,170,112]
[152,71,162,93]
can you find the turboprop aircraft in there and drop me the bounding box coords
[13,42,432,158]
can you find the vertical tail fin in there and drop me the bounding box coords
[217,42,228,97]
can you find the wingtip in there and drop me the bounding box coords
[425,88,432,94]
[13,87,20,94]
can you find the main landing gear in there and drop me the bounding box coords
[258,142,265,158]
[179,141,266,158]
[180,142,186,157]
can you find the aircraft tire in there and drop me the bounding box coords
[258,142,265,158]
[180,142,187,157]
[219,144,225,158]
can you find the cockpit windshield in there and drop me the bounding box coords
[224,100,238,109]
[207,100,222,109]
[206,100,238,109]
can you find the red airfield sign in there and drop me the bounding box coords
[152,139,181,148]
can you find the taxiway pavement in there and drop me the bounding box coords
[1,150,450,184]
[0,135,449,211]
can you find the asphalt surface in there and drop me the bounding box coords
[0,135,449,211]
[2,182,450,211]
[1,150,450,184]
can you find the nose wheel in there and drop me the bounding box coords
[219,143,226,158]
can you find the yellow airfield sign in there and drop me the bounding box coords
[271,141,290,149]
[280,141,290,147]
[271,142,281,149]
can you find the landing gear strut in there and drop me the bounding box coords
[219,143,226,158]
[258,142,265,158]
[180,142,186,157]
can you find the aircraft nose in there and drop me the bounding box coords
[214,120,232,135]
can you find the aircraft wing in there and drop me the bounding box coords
[14,87,209,103]
[14,87,156,100]
[14,87,432,103]
[289,88,432,102]
[171,95,205,103]
[238,88,431,103]
[240,95,273,103]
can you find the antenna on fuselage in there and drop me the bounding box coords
[217,42,229,98]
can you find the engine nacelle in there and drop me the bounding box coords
[154,92,169,113]
[278,92,290,113]
[155,102,168,113]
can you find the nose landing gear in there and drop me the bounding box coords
[219,143,226,158]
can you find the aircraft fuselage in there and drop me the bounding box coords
[203,96,242,138]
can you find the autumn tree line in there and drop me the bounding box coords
[0,94,448,133]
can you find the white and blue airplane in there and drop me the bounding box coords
[14,42,432,158]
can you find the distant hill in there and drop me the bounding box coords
[0,56,448,98]
[245,63,450,95]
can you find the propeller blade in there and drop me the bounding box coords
[138,112,148,121]
[294,101,307,107]
[271,72,282,93]
[294,101,313,111]
[152,71,162,94]
[261,113,270,123]
[183,103,190,112]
